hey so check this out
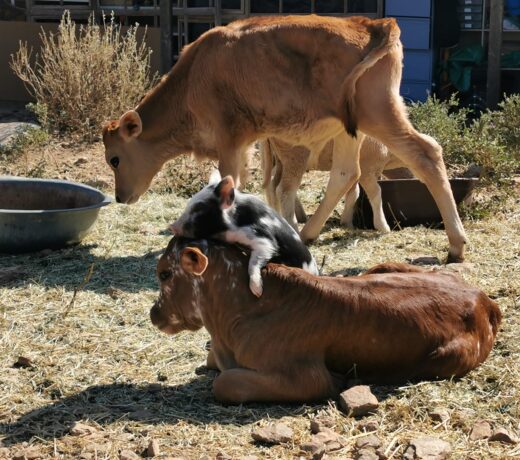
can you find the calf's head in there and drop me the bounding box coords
[102,110,167,204]
[169,171,235,238]
[150,239,209,335]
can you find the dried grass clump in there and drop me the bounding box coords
[10,11,157,140]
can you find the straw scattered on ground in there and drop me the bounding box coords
[0,142,519,459]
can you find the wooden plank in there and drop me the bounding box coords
[160,0,173,72]
[486,0,503,108]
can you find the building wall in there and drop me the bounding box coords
[0,21,161,102]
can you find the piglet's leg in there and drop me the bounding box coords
[213,366,336,404]
[248,238,276,297]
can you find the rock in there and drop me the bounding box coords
[239,457,259,460]
[410,256,441,266]
[74,157,88,166]
[12,446,42,459]
[147,439,160,457]
[310,416,336,433]
[216,452,232,460]
[469,420,492,441]
[301,440,326,459]
[443,262,476,274]
[403,436,451,460]
[119,450,140,460]
[70,422,98,436]
[106,286,123,299]
[338,386,379,417]
[13,356,34,369]
[0,266,26,285]
[251,423,293,444]
[355,434,381,449]
[429,408,450,424]
[355,448,379,460]
[488,426,519,444]
[357,419,379,433]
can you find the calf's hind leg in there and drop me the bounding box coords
[213,365,336,404]
[359,96,467,261]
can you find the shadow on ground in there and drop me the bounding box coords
[0,243,165,294]
[0,372,405,445]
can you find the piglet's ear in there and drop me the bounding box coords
[180,247,208,276]
[214,176,235,210]
[208,169,221,185]
[119,110,142,141]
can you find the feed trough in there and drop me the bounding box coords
[0,177,111,254]
[353,178,479,229]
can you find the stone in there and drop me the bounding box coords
[251,423,293,444]
[13,356,34,369]
[147,439,160,457]
[301,440,326,459]
[410,256,441,266]
[70,422,98,436]
[355,434,381,449]
[429,408,450,424]
[488,426,519,444]
[338,386,379,417]
[354,448,378,460]
[119,450,140,460]
[216,452,232,460]
[310,416,336,434]
[74,157,88,166]
[402,436,451,460]
[0,266,26,285]
[469,420,492,441]
[12,446,42,460]
[106,286,123,299]
[357,419,379,433]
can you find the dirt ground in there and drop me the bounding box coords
[1,140,519,459]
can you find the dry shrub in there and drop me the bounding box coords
[10,11,157,140]
[408,95,520,182]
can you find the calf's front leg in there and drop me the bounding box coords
[212,366,337,404]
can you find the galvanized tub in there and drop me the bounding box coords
[0,177,111,254]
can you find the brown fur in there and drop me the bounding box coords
[150,238,501,404]
[102,14,467,261]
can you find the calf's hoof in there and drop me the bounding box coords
[446,252,465,264]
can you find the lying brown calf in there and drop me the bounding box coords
[150,238,501,404]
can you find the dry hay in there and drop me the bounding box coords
[1,151,519,459]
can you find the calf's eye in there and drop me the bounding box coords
[159,270,171,281]
[110,156,120,168]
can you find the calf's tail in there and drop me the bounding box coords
[340,18,401,137]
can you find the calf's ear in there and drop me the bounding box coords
[119,110,142,141]
[215,176,235,210]
[180,247,209,275]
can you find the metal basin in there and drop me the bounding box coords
[353,178,479,229]
[0,177,111,253]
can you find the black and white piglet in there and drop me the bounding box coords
[169,170,318,297]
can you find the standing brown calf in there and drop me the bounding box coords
[102,15,467,262]
[261,135,410,232]
[150,237,501,404]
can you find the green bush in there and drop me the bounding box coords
[10,11,157,140]
[408,95,519,183]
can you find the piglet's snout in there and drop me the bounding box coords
[169,221,181,235]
